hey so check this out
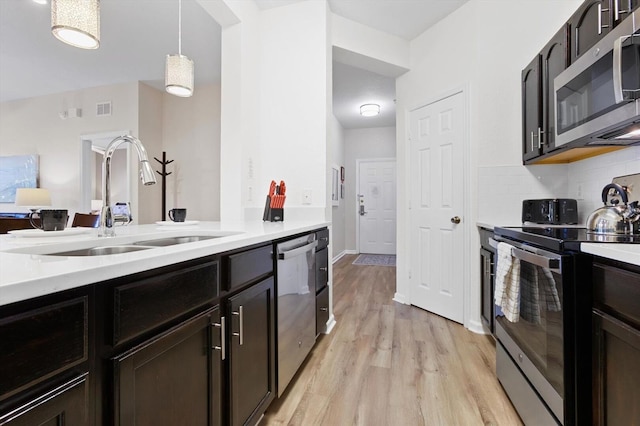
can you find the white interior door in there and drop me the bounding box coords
[409,92,465,323]
[358,159,396,255]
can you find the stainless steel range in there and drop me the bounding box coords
[492,225,640,425]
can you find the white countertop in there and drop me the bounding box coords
[0,220,329,306]
[580,243,640,267]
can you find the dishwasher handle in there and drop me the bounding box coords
[277,240,318,260]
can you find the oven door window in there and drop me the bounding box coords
[496,262,564,396]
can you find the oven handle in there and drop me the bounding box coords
[489,237,561,272]
[512,247,560,271]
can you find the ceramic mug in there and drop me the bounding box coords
[168,208,187,222]
[30,209,68,231]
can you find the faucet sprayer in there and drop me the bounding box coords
[99,135,156,237]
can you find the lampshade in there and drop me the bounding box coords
[165,0,194,97]
[51,0,100,50]
[360,104,380,117]
[165,54,194,97]
[15,188,52,208]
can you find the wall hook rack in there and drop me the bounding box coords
[154,151,174,221]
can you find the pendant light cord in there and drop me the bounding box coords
[178,0,182,56]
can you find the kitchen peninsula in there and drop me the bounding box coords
[0,220,330,426]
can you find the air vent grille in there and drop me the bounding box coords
[96,101,112,117]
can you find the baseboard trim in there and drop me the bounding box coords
[324,315,336,334]
[392,292,409,305]
[466,319,489,335]
[332,249,356,264]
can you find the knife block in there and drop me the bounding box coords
[265,207,284,222]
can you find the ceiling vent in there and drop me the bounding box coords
[96,101,111,117]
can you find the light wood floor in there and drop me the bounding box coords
[262,254,523,426]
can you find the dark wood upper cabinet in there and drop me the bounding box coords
[569,0,611,64]
[522,55,542,162]
[541,25,570,154]
[612,0,640,27]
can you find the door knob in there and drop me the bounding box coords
[451,216,461,224]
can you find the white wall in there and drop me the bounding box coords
[0,81,221,224]
[343,126,396,251]
[395,0,583,330]
[0,82,139,215]
[162,83,221,221]
[217,0,330,223]
[329,114,346,258]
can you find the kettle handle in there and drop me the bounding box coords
[601,183,628,205]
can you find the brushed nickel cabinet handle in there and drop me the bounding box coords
[320,267,328,272]
[232,306,244,345]
[320,307,328,312]
[213,316,226,360]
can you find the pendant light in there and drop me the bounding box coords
[165,0,194,97]
[51,0,100,49]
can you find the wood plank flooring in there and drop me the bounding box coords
[262,254,523,426]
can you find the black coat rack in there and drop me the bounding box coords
[154,151,174,221]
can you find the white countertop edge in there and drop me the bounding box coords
[0,220,330,306]
[580,243,640,267]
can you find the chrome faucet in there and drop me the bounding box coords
[99,135,156,237]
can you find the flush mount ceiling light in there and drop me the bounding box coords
[360,104,380,117]
[165,0,194,97]
[51,0,100,49]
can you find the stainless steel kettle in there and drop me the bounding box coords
[586,183,640,235]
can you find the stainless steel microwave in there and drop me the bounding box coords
[554,8,640,148]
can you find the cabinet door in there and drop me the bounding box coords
[0,375,88,426]
[480,248,494,334]
[522,55,542,162]
[541,25,569,153]
[592,309,640,425]
[227,277,275,426]
[113,307,222,426]
[569,0,611,63]
[612,0,639,27]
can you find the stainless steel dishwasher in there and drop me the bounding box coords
[276,233,317,396]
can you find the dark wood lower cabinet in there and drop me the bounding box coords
[592,309,640,425]
[227,277,275,426]
[0,374,89,426]
[112,306,222,426]
[592,260,640,425]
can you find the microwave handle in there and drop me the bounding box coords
[612,35,635,104]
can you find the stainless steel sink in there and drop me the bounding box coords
[51,245,154,256]
[132,235,218,247]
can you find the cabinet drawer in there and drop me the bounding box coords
[316,228,329,251]
[0,297,88,401]
[316,247,328,292]
[593,263,640,328]
[112,260,218,347]
[226,244,273,291]
[316,286,329,336]
[0,374,89,425]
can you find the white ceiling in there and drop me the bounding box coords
[1,0,469,129]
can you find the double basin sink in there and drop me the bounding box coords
[49,236,219,256]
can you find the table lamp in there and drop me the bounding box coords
[15,188,52,214]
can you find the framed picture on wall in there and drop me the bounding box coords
[331,166,339,206]
[0,155,39,203]
[340,166,345,182]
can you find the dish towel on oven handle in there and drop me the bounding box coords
[494,242,521,322]
[519,263,562,324]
